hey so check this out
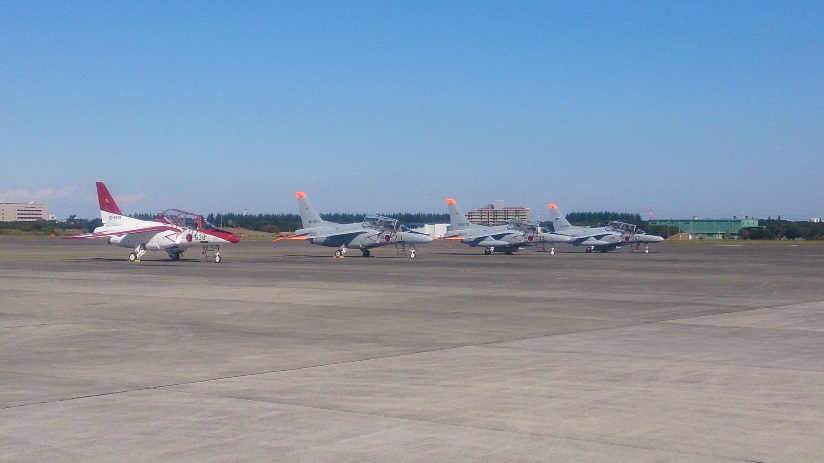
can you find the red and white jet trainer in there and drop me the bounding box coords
[66,182,239,262]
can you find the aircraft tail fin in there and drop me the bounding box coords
[548,203,573,231]
[97,182,124,224]
[296,192,324,228]
[446,198,471,230]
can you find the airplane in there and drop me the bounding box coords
[65,182,240,262]
[547,203,662,253]
[276,191,432,258]
[443,198,548,254]
[547,203,631,253]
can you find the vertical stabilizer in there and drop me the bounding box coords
[296,192,324,228]
[97,182,123,224]
[548,203,573,231]
[446,198,472,230]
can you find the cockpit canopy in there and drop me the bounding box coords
[362,215,399,232]
[507,218,541,233]
[162,209,212,230]
[606,221,637,235]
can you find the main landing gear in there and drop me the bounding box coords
[129,243,147,262]
[361,249,371,257]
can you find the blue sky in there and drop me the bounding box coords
[2,1,823,221]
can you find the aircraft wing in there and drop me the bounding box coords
[64,224,178,239]
[274,228,373,248]
[460,231,518,247]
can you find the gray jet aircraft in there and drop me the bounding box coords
[548,203,631,252]
[278,192,432,258]
[443,198,542,254]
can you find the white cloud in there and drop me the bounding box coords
[114,193,146,205]
[0,185,78,203]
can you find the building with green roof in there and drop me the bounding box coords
[648,218,760,239]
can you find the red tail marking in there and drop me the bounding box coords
[96,182,123,215]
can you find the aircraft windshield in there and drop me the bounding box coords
[606,221,637,235]
[507,219,540,233]
[362,215,399,232]
[162,209,206,230]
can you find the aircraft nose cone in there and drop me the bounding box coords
[227,233,240,244]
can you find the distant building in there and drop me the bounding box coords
[465,200,530,226]
[0,203,49,222]
[648,218,760,240]
[413,223,449,238]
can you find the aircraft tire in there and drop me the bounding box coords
[334,250,343,258]
[215,253,222,263]
[410,250,416,259]
[362,249,370,257]
[129,252,137,262]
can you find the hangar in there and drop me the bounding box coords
[648,217,760,239]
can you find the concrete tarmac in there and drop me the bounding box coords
[1,237,822,462]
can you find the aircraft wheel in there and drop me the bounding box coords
[334,250,343,258]
[484,249,491,255]
[129,252,137,262]
[215,253,222,263]
[644,248,649,254]
[410,250,416,259]
[550,248,555,256]
[362,249,370,257]
[170,252,180,261]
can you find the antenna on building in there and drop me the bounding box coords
[648,207,654,221]
[243,206,247,216]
